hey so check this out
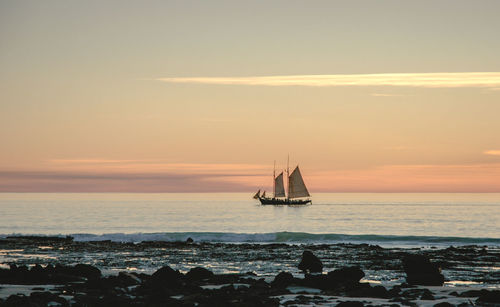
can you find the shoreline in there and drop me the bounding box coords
[1,236,499,306]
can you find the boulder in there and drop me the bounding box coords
[73,264,101,280]
[118,271,142,285]
[30,291,69,307]
[327,266,365,286]
[53,264,100,282]
[402,254,444,286]
[271,271,295,288]
[348,284,389,299]
[145,265,183,289]
[298,250,323,273]
[302,274,329,290]
[300,266,366,291]
[477,289,500,304]
[185,267,214,281]
[336,301,364,307]
[420,288,435,300]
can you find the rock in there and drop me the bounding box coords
[30,291,69,307]
[185,267,214,281]
[458,289,482,297]
[348,284,389,299]
[186,237,194,243]
[420,288,435,300]
[84,272,142,291]
[302,274,329,290]
[402,254,444,286]
[433,303,455,307]
[72,264,101,280]
[400,288,436,300]
[387,286,401,298]
[301,267,366,291]
[4,294,36,307]
[271,271,295,288]
[327,266,365,286]
[477,289,500,303]
[389,297,413,306]
[2,292,69,307]
[298,250,323,273]
[52,264,100,282]
[118,271,142,285]
[29,264,47,283]
[336,301,364,307]
[145,265,183,289]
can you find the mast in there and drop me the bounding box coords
[286,155,290,200]
[273,160,276,197]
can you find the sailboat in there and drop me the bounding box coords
[254,158,311,205]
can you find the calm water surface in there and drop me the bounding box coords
[0,193,498,242]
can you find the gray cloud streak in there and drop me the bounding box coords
[0,171,261,192]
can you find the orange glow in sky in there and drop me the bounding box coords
[1,1,500,192]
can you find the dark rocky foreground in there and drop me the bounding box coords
[0,236,499,306]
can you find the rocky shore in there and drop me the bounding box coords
[0,236,499,306]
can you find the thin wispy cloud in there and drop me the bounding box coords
[370,93,403,97]
[484,150,500,156]
[157,72,500,88]
[46,159,269,175]
[0,170,258,192]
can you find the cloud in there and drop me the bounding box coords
[0,170,265,193]
[308,163,500,192]
[370,93,403,97]
[156,72,500,88]
[484,150,500,156]
[46,159,269,175]
[0,160,272,192]
[2,162,500,192]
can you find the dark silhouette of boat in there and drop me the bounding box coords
[253,158,311,205]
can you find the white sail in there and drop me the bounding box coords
[288,166,310,199]
[274,172,285,197]
[253,189,261,199]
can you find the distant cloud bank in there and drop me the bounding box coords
[157,72,500,88]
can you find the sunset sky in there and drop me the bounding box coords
[1,0,500,192]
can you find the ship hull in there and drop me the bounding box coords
[258,197,311,206]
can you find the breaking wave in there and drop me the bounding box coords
[3,232,497,247]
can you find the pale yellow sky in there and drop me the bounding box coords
[1,0,500,192]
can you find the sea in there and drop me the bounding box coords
[1,193,499,292]
[0,193,499,247]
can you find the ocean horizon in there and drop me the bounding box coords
[1,192,498,247]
